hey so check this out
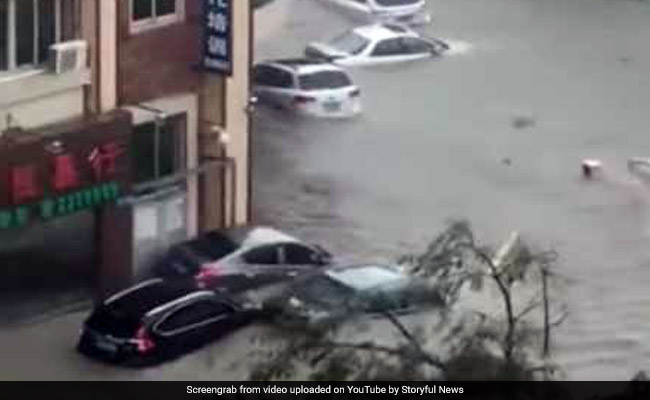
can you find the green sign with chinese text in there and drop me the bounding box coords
[0,182,121,230]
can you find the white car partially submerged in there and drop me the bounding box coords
[325,0,431,26]
[305,23,448,67]
[252,59,362,118]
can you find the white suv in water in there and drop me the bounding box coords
[305,24,449,67]
[252,59,362,118]
[325,0,431,26]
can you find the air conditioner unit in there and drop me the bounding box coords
[48,40,88,74]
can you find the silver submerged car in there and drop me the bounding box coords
[264,264,443,326]
[155,227,333,292]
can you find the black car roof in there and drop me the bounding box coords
[104,279,200,317]
[174,230,239,261]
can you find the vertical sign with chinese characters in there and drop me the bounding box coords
[203,0,232,75]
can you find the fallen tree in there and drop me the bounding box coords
[249,220,568,382]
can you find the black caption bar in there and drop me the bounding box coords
[0,381,649,400]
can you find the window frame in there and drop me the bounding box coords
[129,0,185,35]
[0,0,65,74]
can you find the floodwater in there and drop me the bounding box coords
[253,0,650,380]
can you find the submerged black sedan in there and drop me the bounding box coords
[77,279,261,366]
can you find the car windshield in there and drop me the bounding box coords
[326,265,408,291]
[298,71,352,90]
[293,275,355,308]
[329,31,370,55]
[375,0,420,5]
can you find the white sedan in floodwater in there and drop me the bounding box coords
[305,23,448,67]
[252,59,362,118]
[324,0,432,26]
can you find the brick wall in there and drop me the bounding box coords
[117,0,202,105]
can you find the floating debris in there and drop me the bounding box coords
[581,159,602,179]
[512,115,536,130]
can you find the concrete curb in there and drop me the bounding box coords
[254,0,295,45]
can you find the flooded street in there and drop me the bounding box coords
[253,0,650,380]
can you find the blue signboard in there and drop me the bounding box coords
[203,0,232,75]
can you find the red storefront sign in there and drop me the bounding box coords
[0,111,132,229]
[5,140,125,207]
[9,164,41,204]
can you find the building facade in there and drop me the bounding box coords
[0,0,251,315]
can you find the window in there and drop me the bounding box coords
[132,114,186,184]
[255,66,294,88]
[0,0,76,73]
[156,300,231,335]
[284,244,317,265]
[263,67,293,88]
[371,38,405,56]
[400,37,430,54]
[130,0,183,33]
[242,245,281,265]
[298,71,352,91]
[253,65,274,86]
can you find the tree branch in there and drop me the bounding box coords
[381,310,448,372]
[550,310,568,327]
[514,296,542,323]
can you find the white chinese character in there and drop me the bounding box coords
[207,11,217,30]
[208,36,228,58]
[215,13,228,33]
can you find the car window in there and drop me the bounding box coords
[255,65,294,88]
[156,299,231,334]
[253,65,274,86]
[272,68,295,88]
[400,37,431,54]
[242,245,281,265]
[298,71,352,90]
[371,38,405,56]
[284,243,317,265]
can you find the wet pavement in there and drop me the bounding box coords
[252,0,650,380]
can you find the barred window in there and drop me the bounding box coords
[130,0,184,34]
[0,0,79,73]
